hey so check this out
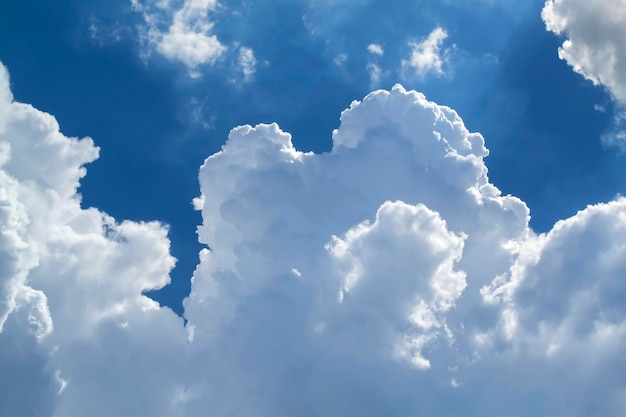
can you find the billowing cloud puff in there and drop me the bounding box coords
[132,0,248,76]
[187,85,626,415]
[0,62,186,416]
[542,0,626,148]
[542,0,626,103]
[480,198,626,414]
[2,60,626,416]
[401,27,451,79]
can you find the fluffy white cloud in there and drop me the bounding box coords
[486,198,626,348]
[131,0,258,78]
[480,198,626,414]
[543,0,626,148]
[183,87,526,414]
[401,27,451,79]
[2,59,626,416]
[326,200,467,370]
[187,84,626,415]
[542,0,626,103]
[132,0,227,74]
[0,62,187,416]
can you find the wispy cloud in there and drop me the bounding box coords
[237,46,257,82]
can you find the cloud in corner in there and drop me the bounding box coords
[543,0,626,148]
[542,0,626,103]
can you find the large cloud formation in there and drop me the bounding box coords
[2,61,626,416]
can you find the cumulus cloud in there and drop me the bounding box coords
[326,200,467,370]
[187,84,626,415]
[132,0,227,74]
[479,198,626,414]
[486,199,626,353]
[543,0,626,148]
[542,0,626,103]
[401,27,451,79]
[3,59,626,416]
[0,62,186,416]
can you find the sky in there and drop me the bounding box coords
[1,0,626,416]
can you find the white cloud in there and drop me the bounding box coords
[366,62,381,86]
[0,61,187,416]
[132,0,227,75]
[479,198,626,413]
[366,44,384,87]
[3,58,626,416]
[543,0,626,148]
[401,27,451,79]
[367,43,384,57]
[486,199,626,351]
[326,200,467,369]
[543,0,626,103]
[237,46,257,82]
[186,84,626,414]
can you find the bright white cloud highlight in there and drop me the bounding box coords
[543,0,626,103]
[2,60,626,416]
[326,200,467,369]
[402,27,450,78]
[132,0,227,74]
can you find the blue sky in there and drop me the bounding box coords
[2,0,626,415]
